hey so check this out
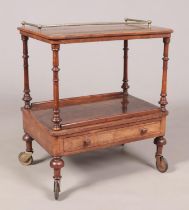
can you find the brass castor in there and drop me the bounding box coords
[54,180,60,200]
[18,152,33,166]
[156,156,168,173]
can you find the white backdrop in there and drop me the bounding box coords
[0,1,189,210]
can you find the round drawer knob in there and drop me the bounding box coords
[140,128,148,135]
[83,139,91,147]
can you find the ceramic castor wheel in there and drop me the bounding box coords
[18,152,33,166]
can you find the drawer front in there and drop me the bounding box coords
[63,121,161,153]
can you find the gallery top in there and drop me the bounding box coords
[18,19,173,44]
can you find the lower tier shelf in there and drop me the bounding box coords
[22,92,166,156]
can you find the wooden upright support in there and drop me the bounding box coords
[121,40,129,95]
[21,35,32,109]
[51,44,62,130]
[159,37,170,112]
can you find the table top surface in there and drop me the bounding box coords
[18,22,173,42]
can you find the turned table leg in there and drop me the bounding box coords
[154,136,168,173]
[23,133,33,153]
[51,44,62,131]
[18,35,33,166]
[50,157,64,200]
[18,133,33,166]
[153,37,170,173]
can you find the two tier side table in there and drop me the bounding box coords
[18,21,173,200]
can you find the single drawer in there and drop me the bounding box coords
[63,121,161,153]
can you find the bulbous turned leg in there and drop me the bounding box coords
[154,136,168,173]
[18,133,33,166]
[50,157,64,200]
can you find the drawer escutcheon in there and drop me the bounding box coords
[83,138,91,147]
[140,128,148,135]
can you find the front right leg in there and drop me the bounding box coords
[154,136,168,173]
[50,157,64,200]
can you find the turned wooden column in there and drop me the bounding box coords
[121,40,129,95]
[51,44,62,130]
[21,35,32,109]
[159,37,170,112]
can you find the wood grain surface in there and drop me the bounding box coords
[30,93,161,130]
[18,23,173,44]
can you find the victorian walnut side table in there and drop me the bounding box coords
[17,20,173,200]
